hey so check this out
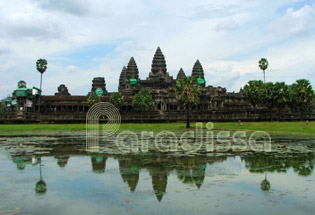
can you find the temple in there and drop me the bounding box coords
[2,47,313,122]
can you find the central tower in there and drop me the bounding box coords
[151,47,167,75]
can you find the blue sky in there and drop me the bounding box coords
[0,0,314,97]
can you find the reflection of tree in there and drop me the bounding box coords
[90,154,108,173]
[292,153,314,177]
[35,157,47,194]
[242,153,315,176]
[119,157,139,192]
[260,172,271,191]
[55,156,70,168]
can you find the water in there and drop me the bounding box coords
[0,137,315,215]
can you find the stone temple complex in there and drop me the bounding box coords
[1,47,313,123]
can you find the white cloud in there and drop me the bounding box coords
[268,3,315,36]
[215,18,239,31]
[33,0,91,16]
[0,0,314,98]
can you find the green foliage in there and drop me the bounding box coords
[260,179,271,191]
[243,79,314,120]
[36,59,48,74]
[132,88,155,110]
[272,82,289,110]
[243,80,265,108]
[175,76,201,105]
[87,92,101,106]
[260,82,273,108]
[35,179,47,194]
[175,76,201,128]
[258,58,268,71]
[109,92,124,108]
[17,80,27,88]
[288,79,314,112]
[0,99,5,113]
[311,94,315,110]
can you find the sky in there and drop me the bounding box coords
[0,0,315,98]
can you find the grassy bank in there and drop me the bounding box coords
[0,122,314,137]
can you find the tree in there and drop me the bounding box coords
[18,80,27,88]
[36,59,48,112]
[243,80,265,109]
[0,99,5,113]
[109,92,124,108]
[132,88,154,110]
[311,94,315,110]
[258,58,268,83]
[272,82,289,121]
[260,82,276,121]
[288,79,314,120]
[87,92,101,107]
[175,76,201,128]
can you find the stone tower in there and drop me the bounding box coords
[126,57,139,80]
[176,68,186,80]
[192,60,205,87]
[151,47,167,75]
[118,66,127,91]
[192,60,205,80]
[55,84,71,96]
[90,77,107,95]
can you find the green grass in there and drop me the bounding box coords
[211,121,315,138]
[0,122,314,137]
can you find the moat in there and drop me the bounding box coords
[0,135,314,215]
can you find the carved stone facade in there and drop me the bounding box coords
[3,46,314,122]
[91,77,107,95]
[55,84,71,96]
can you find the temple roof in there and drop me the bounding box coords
[151,47,167,75]
[126,57,139,80]
[119,66,127,82]
[176,68,186,80]
[192,60,205,79]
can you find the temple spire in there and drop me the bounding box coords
[151,47,167,75]
[118,66,127,91]
[126,57,139,80]
[192,59,205,80]
[176,68,186,80]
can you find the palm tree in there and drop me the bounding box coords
[175,76,201,128]
[35,158,47,194]
[36,59,48,112]
[260,172,271,191]
[258,58,268,83]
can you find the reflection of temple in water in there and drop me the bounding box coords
[90,154,108,173]
[55,156,70,168]
[118,157,140,192]
[6,146,315,202]
[149,165,170,202]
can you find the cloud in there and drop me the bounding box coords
[0,49,10,55]
[33,0,91,16]
[0,60,16,71]
[268,3,315,36]
[215,18,239,31]
[0,0,314,98]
